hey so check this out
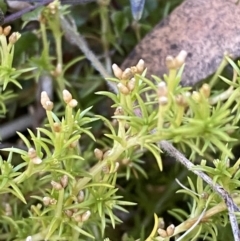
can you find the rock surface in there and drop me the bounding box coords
[122,0,240,86]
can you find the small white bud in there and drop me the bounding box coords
[158,96,168,106]
[81,210,91,222]
[60,175,68,188]
[77,190,85,202]
[43,197,51,206]
[112,64,123,79]
[63,89,72,103]
[157,82,168,97]
[122,68,132,80]
[117,83,130,95]
[26,236,32,241]
[157,228,168,238]
[136,59,145,73]
[175,50,187,68]
[51,180,63,190]
[68,99,78,108]
[166,224,175,236]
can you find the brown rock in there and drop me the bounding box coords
[122,0,240,86]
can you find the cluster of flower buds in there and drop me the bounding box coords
[64,191,85,217]
[28,148,42,165]
[112,59,145,95]
[42,196,57,206]
[191,84,210,104]
[50,175,69,191]
[0,25,21,44]
[41,91,54,111]
[73,210,91,223]
[157,81,168,106]
[157,224,175,238]
[166,50,187,70]
[62,89,78,108]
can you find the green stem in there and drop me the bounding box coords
[46,110,55,133]
[56,188,65,217]
[40,22,49,59]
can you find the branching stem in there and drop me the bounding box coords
[160,140,240,241]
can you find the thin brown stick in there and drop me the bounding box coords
[160,140,240,241]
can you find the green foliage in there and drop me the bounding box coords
[0,0,240,241]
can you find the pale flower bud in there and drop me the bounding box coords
[175,95,188,107]
[157,228,168,238]
[166,224,175,236]
[49,198,57,205]
[51,180,63,190]
[5,203,12,216]
[74,214,82,222]
[130,66,138,75]
[200,83,211,98]
[41,91,54,111]
[166,55,177,69]
[70,140,78,148]
[200,192,209,199]
[136,59,145,73]
[28,148,42,164]
[157,82,168,97]
[192,91,201,103]
[81,210,91,222]
[60,175,68,188]
[122,158,130,165]
[122,68,132,80]
[65,209,73,217]
[41,91,50,105]
[159,96,168,106]
[77,190,85,202]
[175,50,187,68]
[53,122,61,132]
[112,64,123,79]
[43,196,51,206]
[103,149,112,158]
[158,218,165,229]
[114,106,124,115]
[63,89,72,104]
[3,26,11,36]
[94,148,103,160]
[117,83,130,95]
[32,157,42,165]
[45,101,54,111]
[68,99,78,108]
[127,78,136,91]
[9,32,21,44]
[28,148,37,159]
[55,63,62,76]
[26,236,32,241]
